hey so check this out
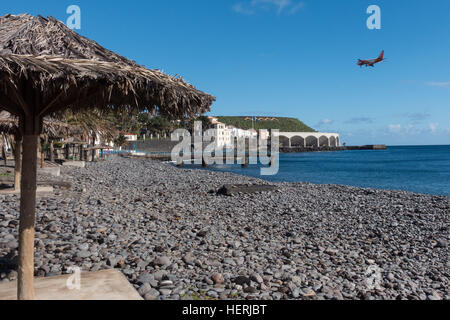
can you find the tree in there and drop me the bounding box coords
[184,115,211,133]
[146,115,172,136]
[114,134,127,148]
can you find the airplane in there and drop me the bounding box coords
[357,50,385,67]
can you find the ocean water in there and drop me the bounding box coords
[187,145,450,196]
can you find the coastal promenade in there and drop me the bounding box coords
[0,156,448,300]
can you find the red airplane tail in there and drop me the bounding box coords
[378,50,385,61]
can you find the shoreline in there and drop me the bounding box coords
[1,157,449,300]
[184,163,450,198]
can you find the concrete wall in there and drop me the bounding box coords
[125,139,180,153]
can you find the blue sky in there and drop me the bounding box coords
[2,0,450,145]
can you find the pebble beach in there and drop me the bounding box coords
[0,156,449,300]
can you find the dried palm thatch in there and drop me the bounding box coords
[0,54,214,117]
[61,110,118,146]
[0,14,215,118]
[0,111,82,139]
[0,54,214,118]
[0,14,138,64]
[0,13,215,300]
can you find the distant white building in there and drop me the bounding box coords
[259,129,270,140]
[122,132,138,141]
[205,117,271,147]
[86,132,115,148]
[205,122,233,147]
[230,127,257,139]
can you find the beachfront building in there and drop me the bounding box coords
[205,118,263,148]
[230,127,257,140]
[204,117,279,147]
[122,132,138,141]
[85,132,115,147]
[204,122,233,147]
[259,129,270,140]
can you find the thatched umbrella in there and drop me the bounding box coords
[61,110,118,162]
[0,14,215,300]
[0,111,83,187]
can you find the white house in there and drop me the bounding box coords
[122,132,138,141]
[204,122,233,147]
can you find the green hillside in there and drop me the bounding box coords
[215,116,316,132]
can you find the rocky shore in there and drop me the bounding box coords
[0,157,449,300]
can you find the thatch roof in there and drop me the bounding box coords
[0,14,138,64]
[0,14,215,118]
[0,111,82,138]
[0,13,215,300]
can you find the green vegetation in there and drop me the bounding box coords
[53,141,64,149]
[215,116,316,132]
[114,134,127,147]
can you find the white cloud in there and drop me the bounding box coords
[232,3,255,15]
[233,0,305,15]
[388,124,402,133]
[288,1,305,14]
[429,122,439,133]
[316,118,334,128]
[388,123,444,135]
[427,82,450,88]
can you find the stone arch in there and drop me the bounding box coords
[279,135,290,148]
[329,136,337,147]
[305,136,318,147]
[291,136,305,147]
[319,136,329,147]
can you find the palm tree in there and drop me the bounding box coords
[60,110,118,160]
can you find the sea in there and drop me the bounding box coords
[187,145,450,197]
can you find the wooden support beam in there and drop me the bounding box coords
[17,87,42,300]
[14,136,22,191]
[18,133,38,300]
[49,140,54,163]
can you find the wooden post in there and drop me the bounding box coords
[38,138,45,169]
[65,144,69,160]
[242,153,249,168]
[14,136,22,191]
[18,133,38,300]
[91,136,96,162]
[79,144,84,162]
[17,109,42,300]
[1,143,6,166]
[49,140,54,163]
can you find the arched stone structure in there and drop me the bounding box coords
[278,136,290,148]
[319,136,329,147]
[291,136,305,147]
[273,132,340,148]
[305,136,319,147]
[329,136,337,147]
